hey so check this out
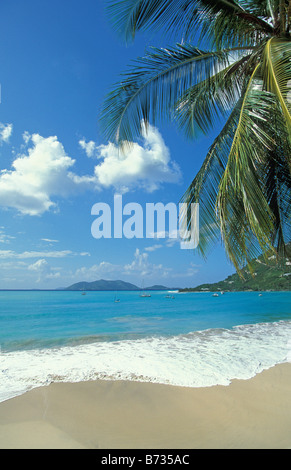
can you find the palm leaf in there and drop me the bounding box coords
[262,99,291,254]
[261,38,291,143]
[217,65,279,270]
[265,150,291,254]
[100,43,233,145]
[174,53,251,138]
[239,0,276,19]
[180,99,244,259]
[107,0,273,46]
[102,0,291,273]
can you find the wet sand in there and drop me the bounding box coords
[0,363,290,449]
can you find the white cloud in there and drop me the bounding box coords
[75,261,121,280]
[81,123,181,193]
[73,248,172,283]
[0,124,181,216]
[22,131,31,145]
[79,139,97,158]
[0,134,76,215]
[0,123,13,144]
[0,228,15,244]
[41,238,59,243]
[144,244,163,252]
[28,258,61,282]
[28,258,48,271]
[0,249,83,259]
[123,248,172,278]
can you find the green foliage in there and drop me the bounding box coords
[101,0,291,273]
[180,245,291,291]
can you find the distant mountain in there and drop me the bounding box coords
[181,248,291,292]
[63,279,175,291]
[64,279,139,291]
[146,284,172,291]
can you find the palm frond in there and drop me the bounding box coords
[180,57,291,269]
[103,0,291,273]
[100,43,233,145]
[261,38,291,141]
[174,53,251,138]
[217,65,279,270]
[107,0,199,42]
[239,0,276,19]
[265,151,291,254]
[106,0,274,46]
[180,99,244,259]
[262,100,291,254]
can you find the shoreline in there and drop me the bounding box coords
[0,362,290,449]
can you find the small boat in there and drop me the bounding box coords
[139,280,151,297]
[114,293,120,303]
[81,292,86,295]
[212,293,219,297]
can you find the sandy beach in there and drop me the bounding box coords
[0,362,290,449]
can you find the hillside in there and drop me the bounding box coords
[63,279,172,291]
[181,250,291,292]
[64,279,139,291]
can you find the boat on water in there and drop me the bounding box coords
[139,280,151,297]
[81,292,86,295]
[114,293,120,302]
[212,293,219,297]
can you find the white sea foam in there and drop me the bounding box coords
[0,320,290,403]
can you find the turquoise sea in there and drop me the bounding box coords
[0,290,290,402]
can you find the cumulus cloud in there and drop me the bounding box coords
[80,123,181,193]
[75,261,121,280]
[123,248,172,278]
[28,258,61,282]
[0,134,78,215]
[72,248,172,283]
[0,123,13,144]
[79,139,98,158]
[0,124,181,216]
[22,131,31,145]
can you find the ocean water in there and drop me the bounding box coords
[0,290,290,402]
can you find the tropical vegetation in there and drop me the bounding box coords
[180,244,291,291]
[100,0,291,274]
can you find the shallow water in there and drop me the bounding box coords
[0,290,290,401]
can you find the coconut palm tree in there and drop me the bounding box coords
[100,0,291,273]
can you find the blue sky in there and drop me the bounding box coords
[0,0,235,289]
